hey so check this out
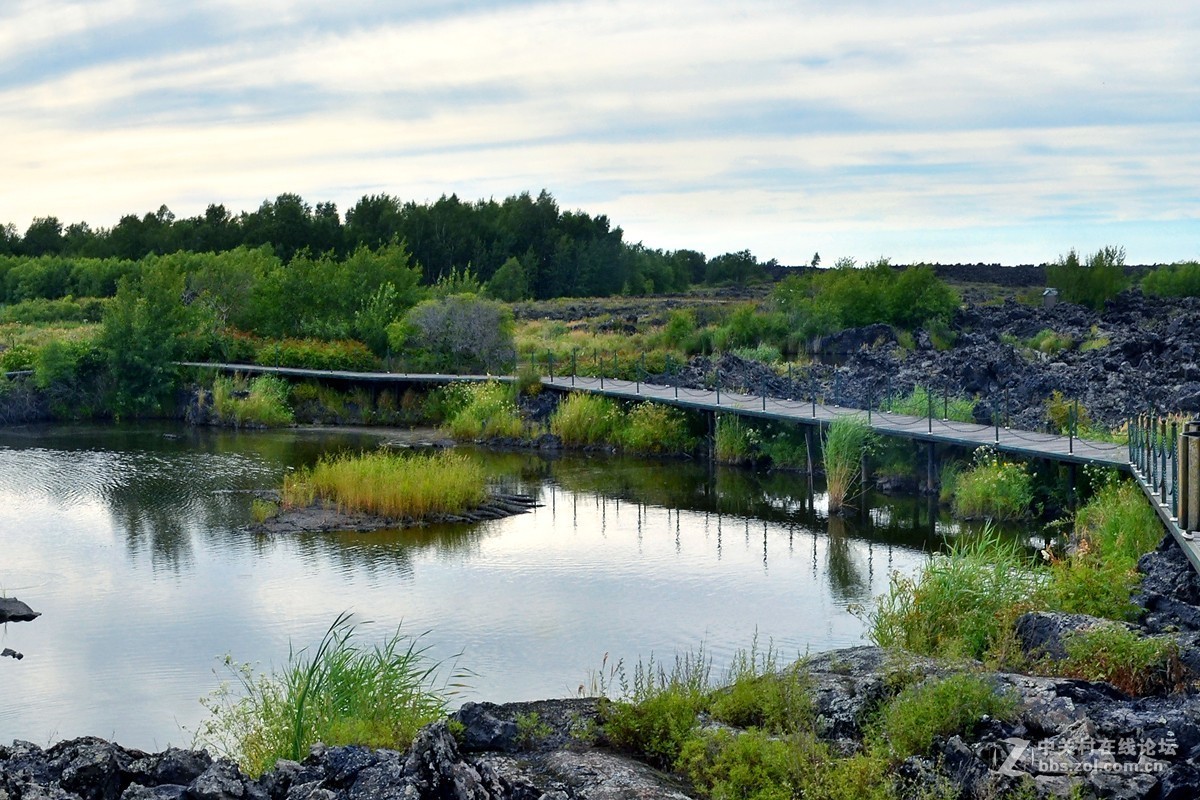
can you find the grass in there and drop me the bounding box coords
[211,374,295,428]
[282,449,487,519]
[1057,624,1182,696]
[867,673,1017,762]
[619,401,696,455]
[867,529,1039,660]
[549,393,623,447]
[1027,328,1074,355]
[440,381,525,440]
[822,416,873,512]
[947,449,1033,521]
[884,385,976,424]
[250,498,278,523]
[195,613,458,777]
[714,415,756,464]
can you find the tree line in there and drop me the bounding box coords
[0,190,772,300]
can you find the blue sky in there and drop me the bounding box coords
[2,0,1198,265]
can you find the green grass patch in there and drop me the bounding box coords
[549,393,623,447]
[283,450,487,519]
[822,416,873,512]
[867,530,1039,660]
[948,449,1033,521]
[867,673,1017,762]
[714,415,757,464]
[441,381,525,440]
[619,402,696,455]
[1057,625,1182,696]
[211,374,295,428]
[196,613,456,777]
[1026,328,1074,355]
[884,385,976,423]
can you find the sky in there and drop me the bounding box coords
[2,0,1198,266]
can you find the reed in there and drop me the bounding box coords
[442,381,524,440]
[822,416,872,512]
[283,450,487,519]
[549,393,622,447]
[211,374,294,427]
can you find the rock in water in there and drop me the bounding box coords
[0,596,40,623]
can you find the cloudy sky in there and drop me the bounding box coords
[2,0,1198,265]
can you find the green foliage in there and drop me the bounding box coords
[884,385,976,423]
[822,416,873,512]
[283,449,487,518]
[662,310,698,349]
[868,530,1039,660]
[600,651,712,769]
[1143,261,1200,298]
[714,415,757,464]
[0,296,109,324]
[1026,328,1074,355]
[1044,390,1090,435]
[211,375,295,428]
[619,402,696,455]
[253,337,377,372]
[711,305,789,354]
[196,613,454,777]
[485,257,529,302]
[679,728,796,800]
[549,393,623,447]
[1046,246,1129,310]
[250,498,278,524]
[441,381,525,440]
[514,712,553,747]
[756,424,808,470]
[1058,625,1181,696]
[949,448,1033,521]
[867,674,1016,762]
[0,343,36,371]
[709,647,812,734]
[772,263,958,341]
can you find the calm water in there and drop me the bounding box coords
[0,424,956,750]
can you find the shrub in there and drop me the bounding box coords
[822,416,873,512]
[212,375,295,428]
[253,337,377,372]
[619,402,695,455]
[283,450,487,518]
[0,343,36,371]
[442,381,525,440]
[1027,328,1074,355]
[950,449,1033,521]
[600,651,712,769]
[1046,246,1128,310]
[868,673,1017,762]
[757,424,808,469]
[1142,261,1200,298]
[196,613,454,777]
[1058,625,1182,696]
[549,393,622,447]
[1044,390,1092,435]
[391,293,515,374]
[868,530,1040,660]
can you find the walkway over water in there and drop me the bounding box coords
[182,361,1200,573]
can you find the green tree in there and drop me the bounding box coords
[98,263,197,416]
[486,256,529,301]
[1047,245,1128,310]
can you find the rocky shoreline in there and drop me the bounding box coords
[6,536,1200,800]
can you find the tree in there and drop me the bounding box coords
[390,294,514,373]
[22,217,65,256]
[811,252,821,267]
[1047,245,1128,310]
[486,256,529,301]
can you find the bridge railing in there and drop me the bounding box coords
[1130,415,1180,517]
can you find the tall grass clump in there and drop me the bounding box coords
[196,613,457,777]
[1044,478,1164,620]
[441,381,524,440]
[1058,625,1182,696]
[283,450,487,519]
[549,393,622,446]
[619,402,695,455]
[868,530,1040,660]
[822,416,873,512]
[714,415,756,464]
[211,374,294,427]
[884,385,976,424]
[948,447,1033,521]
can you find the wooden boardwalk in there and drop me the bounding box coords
[184,361,1200,572]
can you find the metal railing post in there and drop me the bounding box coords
[811,375,817,418]
[571,349,577,387]
[1162,418,1169,504]
[943,386,948,420]
[1172,421,1179,514]
[927,385,933,434]
[1068,402,1075,455]
[867,383,872,424]
[547,351,554,381]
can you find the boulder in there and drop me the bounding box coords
[0,597,40,623]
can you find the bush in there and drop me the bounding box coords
[441,381,525,440]
[1143,261,1200,298]
[714,415,757,464]
[253,337,377,372]
[868,673,1016,762]
[884,385,976,424]
[1046,246,1128,310]
[1059,625,1182,696]
[391,293,515,374]
[550,393,623,447]
[211,375,294,428]
[619,402,695,455]
[600,652,712,769]
[283,450,487,518]
[949,449,1033,521]
[196,613,454,776]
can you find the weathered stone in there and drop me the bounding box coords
[121,785,188,800]
[0,597,39,623]
[185,760,265,800]
[1014,611,1133,661]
